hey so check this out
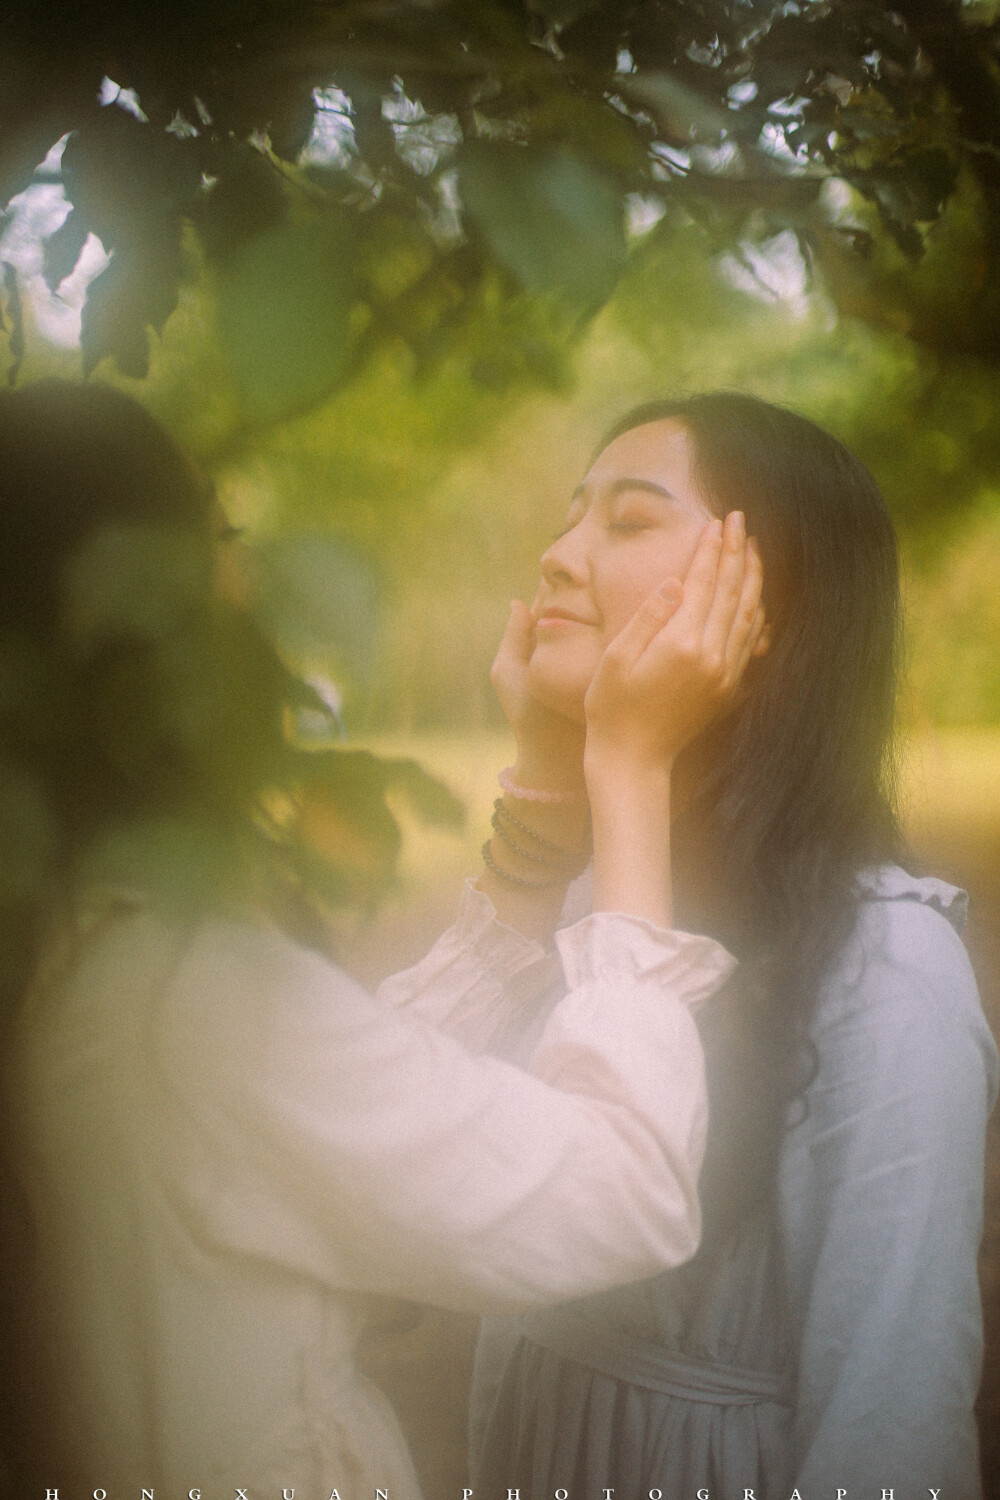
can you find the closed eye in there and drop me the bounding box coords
[608,519,649,533]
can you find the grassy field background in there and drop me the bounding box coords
[343,728,1000,1497]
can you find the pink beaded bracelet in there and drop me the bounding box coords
[498,766,584,804]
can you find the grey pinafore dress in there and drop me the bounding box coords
[470,869,998,1500]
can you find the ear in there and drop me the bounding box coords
[751,619,773,658]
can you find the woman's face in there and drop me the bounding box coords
[528,419,716,721]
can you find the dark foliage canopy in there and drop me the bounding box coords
[4,1,1000,402]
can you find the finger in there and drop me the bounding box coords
[603,575,684,673]
[502,598,535,665]
[729,602,766,687]
[701,511,748,665]
[671,517,724,633]
[721,531,764,673]
[490,599,534,690]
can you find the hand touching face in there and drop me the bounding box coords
[528,420,717,722]
[582,508,767,777]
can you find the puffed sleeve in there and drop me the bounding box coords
[779,894,999,1498]
[151,903,735,1315]
[374,880,554,1053]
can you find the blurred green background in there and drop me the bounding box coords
[11,207,1000,736]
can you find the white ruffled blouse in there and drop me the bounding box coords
[3,880,735,1498]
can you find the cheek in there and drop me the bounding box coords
[596,533,703,640]
[597,575,659,642]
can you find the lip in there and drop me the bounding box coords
[534,606,597,628]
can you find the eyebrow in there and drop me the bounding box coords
[571,476,683,504]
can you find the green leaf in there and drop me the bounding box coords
[61,110,198,248]
[528,94,649,174]
[42,207,89,291]
[302,750,466,840]
[2,261,24,383]
[623,72,730,146]
[154,609,286,786]
[192,144,288,262]
[868,150,959,232]
[459,142,627,309]
[80,243,181,378]
[380,754,466,831]
[251,533,379,672]
[290,747,465,898]
[215,216,354,423]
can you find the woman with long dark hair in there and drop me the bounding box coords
[0,381,760,1497]
[424,393,998,1497]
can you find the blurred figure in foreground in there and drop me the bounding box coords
[0,381,748,1496]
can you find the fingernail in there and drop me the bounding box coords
[732,510,745,536]
[711,518,724,538]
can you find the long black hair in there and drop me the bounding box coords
[600,392,902,1228]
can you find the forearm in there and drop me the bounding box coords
[376,879,548,1051]
[586,753,673,928]
[476,862,574,944]
[168,910,733,1314]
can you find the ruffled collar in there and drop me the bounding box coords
[856,864,968,935]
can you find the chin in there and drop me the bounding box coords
[526,651,589,724]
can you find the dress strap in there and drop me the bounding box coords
[520,1311,792,1408]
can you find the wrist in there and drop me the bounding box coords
[513,748,586,796]
[584,745,674,801]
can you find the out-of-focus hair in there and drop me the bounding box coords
[0,379,210,635]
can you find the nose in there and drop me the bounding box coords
[539,519,589,587]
